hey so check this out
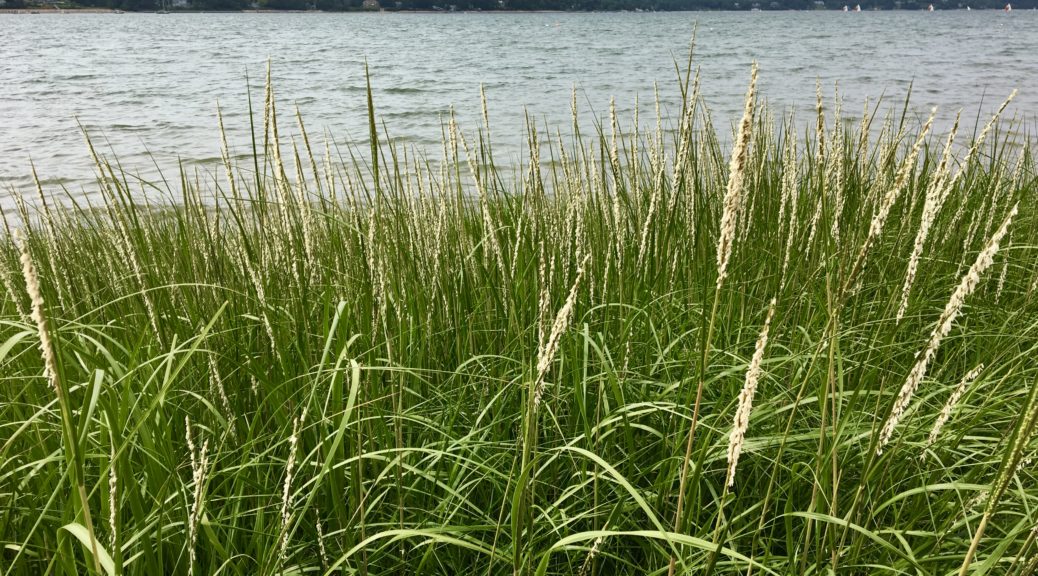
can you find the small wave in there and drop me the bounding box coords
[383,86,427,95]
[59,73,99,81]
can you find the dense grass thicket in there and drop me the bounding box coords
[3,61,1038,575]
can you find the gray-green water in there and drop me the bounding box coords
[1,10,1036,201]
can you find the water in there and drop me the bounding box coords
[1,11,1036,205]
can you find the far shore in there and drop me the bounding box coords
[0,7,593,12]
[0,5,1029,12]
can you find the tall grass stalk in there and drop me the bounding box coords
[668,60,757,576]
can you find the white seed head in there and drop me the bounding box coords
[726,298,776,488]
[15,229,60,393]
[108,443,118,547]
[533,255,590,409]
[278,415,302,567]
[716,62,758,291]
[866,108,936,253]
[185,417,209,576]
[896,112,961,323]
[927,363,984,449]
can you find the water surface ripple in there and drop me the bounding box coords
[1,11,1036,200]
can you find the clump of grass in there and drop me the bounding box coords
[878,202,1020,452]
[2,60,1038,576]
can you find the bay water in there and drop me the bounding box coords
[1,10,1035,207]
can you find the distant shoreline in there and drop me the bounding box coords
[0,6,1029,10]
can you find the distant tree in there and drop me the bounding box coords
[196,0,248,9]
[313,0,353,9]
[260,0,308,8]
[52,0,1038,13]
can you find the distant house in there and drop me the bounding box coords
[171,0,189,7]
[361,0,380,8]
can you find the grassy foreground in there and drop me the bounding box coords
[2,63,1038,575]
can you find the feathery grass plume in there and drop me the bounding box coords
[103,436,115,550]
[608,96,621,177]
[323,137,335,197]
[815,78,825,166]
[235,237,280,362]
[737,116,766,248]
[779,120,799,283]
[826,83,846,245]
[895,111,961,322]
[804,193,823,260]
[30,165,70,312]
[829,131,845,244]
[0,241,30,324]
[265,62,287,187]
[948,166,982,249]
[715,61,758,290]
[456,114,506,284]
[208,354,235,439]
[652,82,663,168]
[185,417,209,576]
[572,171,588,267]
[509,207,526,283]
[996,233,1010,302]
[679,70,702,229]
[666,75,699,219]
[956,162,1007,281]
[533,254,589,409]
[577,531,607,576]
[636,148,666,272]
[806,79,825,257]
[926,363,984,449]
[942,91,1018,242]
[984,157,1022,241]
[265,67,304,291]
[366,208,387,341]
[726,298,776,487]
[109,189,163,345]
[296,104,322,191]
[536,240,551,351]
[878,202,1019,452]
[985,169,1011,236]
[217,104,239,202]
[15,229,60,389]
[777,116,796,235]
[290,135,317,280]
[856,96,874,174]
[480,82,491,139]
[957,91,1016,189]
[315,509,330,571]
[843,108,936,291]
[277,414,303,569]
[608,97,625,269]
[630,88,643,196]
[525,113,543,197]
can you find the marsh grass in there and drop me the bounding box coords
[2,61,1038,576]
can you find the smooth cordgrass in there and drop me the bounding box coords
[1,61,1038,576]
